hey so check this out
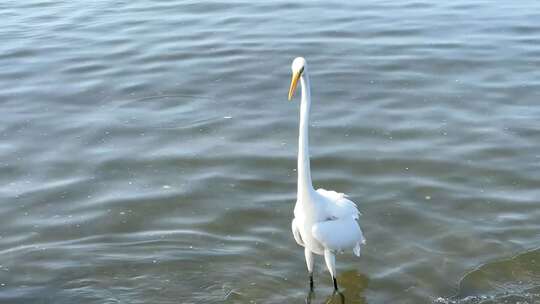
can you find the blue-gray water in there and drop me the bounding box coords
[1,1,540,303]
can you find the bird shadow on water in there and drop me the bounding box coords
[305,270,369,304]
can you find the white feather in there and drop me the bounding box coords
[291,218,305,247]
[312,217,365,254]
[316,188,361,220]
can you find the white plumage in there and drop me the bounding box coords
[287,57,365,291]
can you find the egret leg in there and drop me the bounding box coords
[323,249,338,291]
[304,248,314,290]
[333,276,338,291]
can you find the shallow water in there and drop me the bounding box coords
[1,1,540,303]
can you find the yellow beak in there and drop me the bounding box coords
[288,71,301,101]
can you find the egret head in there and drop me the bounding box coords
[288,57,307,101]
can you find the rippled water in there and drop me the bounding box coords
[1,1,540,303]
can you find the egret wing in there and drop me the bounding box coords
[291,218,305,247]
[316,188,360,220]
[312,218,365,256]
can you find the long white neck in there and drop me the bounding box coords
[298,72,314,199]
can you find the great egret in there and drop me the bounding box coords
[288,57,365,291]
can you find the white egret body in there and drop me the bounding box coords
[288,57,365,291]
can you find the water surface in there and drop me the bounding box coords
[1,1,540,303]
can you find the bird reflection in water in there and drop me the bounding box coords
[305,270,368,304]
[305,289,345,304]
